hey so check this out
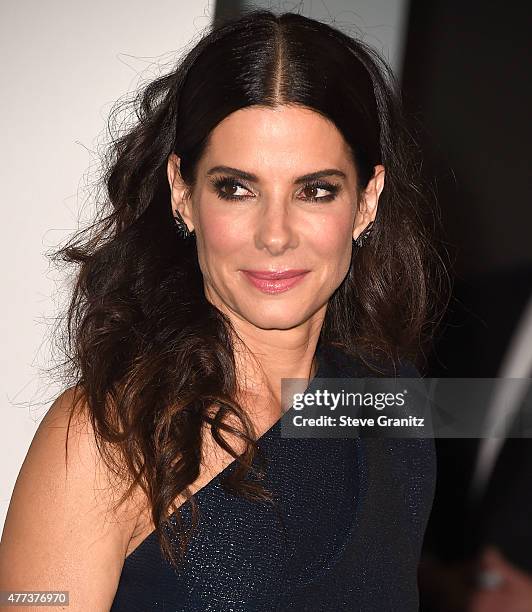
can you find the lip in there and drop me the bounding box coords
[242,269,310,279]
[241,269,309,294]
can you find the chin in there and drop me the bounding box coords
[240,305,308,331]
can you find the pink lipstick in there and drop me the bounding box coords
[241,269,309,294]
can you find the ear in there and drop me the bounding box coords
[352,164,385,241]
[167,153,195,233]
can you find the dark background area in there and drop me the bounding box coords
[402,0,531,283]
[401,1,532,608]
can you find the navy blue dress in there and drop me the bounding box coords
[111,344,436,611]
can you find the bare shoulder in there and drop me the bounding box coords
[0,386,140,611]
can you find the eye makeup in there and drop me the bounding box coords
[208,175,341,203]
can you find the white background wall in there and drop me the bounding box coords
[0,0,407,531]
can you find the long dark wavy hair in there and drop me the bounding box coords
[50,9,451,569]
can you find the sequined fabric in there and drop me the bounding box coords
[110,344,436,611]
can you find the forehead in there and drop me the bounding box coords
[202,105,353,175]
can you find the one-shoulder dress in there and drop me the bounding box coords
[110,343,436,611]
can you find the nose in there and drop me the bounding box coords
[254,198,299,255]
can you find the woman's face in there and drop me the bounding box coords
[168,105,384,333]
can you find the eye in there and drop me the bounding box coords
[209,176,341,203]
[299,180,340,202]
[211,177,254,201]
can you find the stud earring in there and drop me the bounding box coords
[173,210,195,240]
[353,221,374,247]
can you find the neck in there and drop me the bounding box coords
[231,325,322,418]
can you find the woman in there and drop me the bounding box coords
[0,9,449,611]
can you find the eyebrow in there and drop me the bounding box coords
[206,165,347,184]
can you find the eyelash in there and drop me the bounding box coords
[210,176,341,203]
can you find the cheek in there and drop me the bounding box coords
[196,207,246,267]
[309,213,353,261]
